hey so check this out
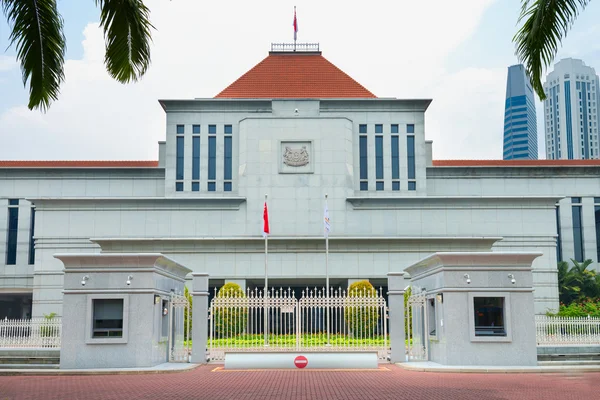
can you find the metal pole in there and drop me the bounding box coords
[264,194,269,346]
[325,193,330,346]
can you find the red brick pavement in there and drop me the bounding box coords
[0,365,598,400]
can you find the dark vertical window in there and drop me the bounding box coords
[407,124,415,134]
[192,182,199,192]
[192,125,200,134]
[556,205,563,262]
[375,135,383,181]
[224,138,232,182]
[359,124,367,134]
[176,136,184,181]
[208,137,216,180]
[359,135,368,191]
[7,200,19,265]
[391,135,399,179]
[375,124,383,134]
[391,124,399,134]
[224,125,233,134]
[176,125,184,134]
[572,198,584,262]
[208,125,216,134]
[595,198,600,262]
[407,135,415,180]
[175,182,183,191]
[192,137,200,181]
[28,207,35,265]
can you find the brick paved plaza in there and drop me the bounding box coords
[0,365,599,400]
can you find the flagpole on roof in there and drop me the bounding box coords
[263,194,269,346]
[293,6,297,52]
[324,193,331,346]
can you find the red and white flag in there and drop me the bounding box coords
[293,8,298,41]
[262,202,270,237]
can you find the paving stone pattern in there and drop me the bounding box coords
[0,365,598,400]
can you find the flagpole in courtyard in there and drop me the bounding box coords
[324,194,331,346]
[263,195,270,346]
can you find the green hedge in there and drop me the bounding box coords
[213,283,248,338]
[344,280,379,338]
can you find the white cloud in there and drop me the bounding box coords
[0,0,499,160]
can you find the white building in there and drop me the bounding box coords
[1,46,600,319]
[544,58,600,160]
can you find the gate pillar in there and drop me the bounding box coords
[191,273,209,364]
[387,272,406,363]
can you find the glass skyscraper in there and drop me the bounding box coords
[543,58,600,160]
[503,64,538,160]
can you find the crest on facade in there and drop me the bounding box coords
[283,146,309,167]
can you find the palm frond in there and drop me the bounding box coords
[3,0,66,111]
[514,0,590,100]
[96,0,154,83]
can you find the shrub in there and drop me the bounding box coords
[184,286,193,338]
[40,312,58,338]
[547,298,600,317]
[344,280,379,338]
[214,283,248,338]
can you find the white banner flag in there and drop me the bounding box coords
[324,200,330,238]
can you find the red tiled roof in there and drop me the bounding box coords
[0,161,159,168]
[215,53,376,99]
[432,159,600,167]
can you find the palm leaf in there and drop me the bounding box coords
[96,0,154,83]
[2,0,66,111]
[514,0,590,100]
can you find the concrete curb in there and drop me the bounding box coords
[397,362,600,373]
[0,363,202,376]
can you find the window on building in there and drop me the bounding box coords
[224,127,232,191]
[359,135,368,191]
[407,124,415,134]
[359,124,367,134]
[391,124,399,134]
[176,124,184,134]
[407,135,416,190]
[375,124,383,134]
[92,299,124,338]
[391,135,399,190]
[192,182,199,192]
[224,124,232,134]
[428,298,437,338]
[28,207,35,265]
[556,205,563,262]
[473,297,506,336]
[192,125,200,134]
[175,182,183,192]
[595,198,600,262]
[6,199,19,265]
[176,133,184,191]
[208,135,216,190]
[208,125,216,134]
[408,181,416,191]
[192,136,200,182]
[572,197,584,262]
[375,135,383,190]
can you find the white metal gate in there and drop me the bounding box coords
[169,292,191,362]
[208,287,389,362]
[406,287,428,361]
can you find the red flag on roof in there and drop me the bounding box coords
[293,8,298,41]
[263,202,270,237]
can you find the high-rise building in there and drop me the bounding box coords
[543,58,600,159]
[503,65,538,160]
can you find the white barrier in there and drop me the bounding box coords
[224,352,379,369]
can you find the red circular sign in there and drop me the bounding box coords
[294,355,308,369]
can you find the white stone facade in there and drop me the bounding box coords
[1,98,599,318]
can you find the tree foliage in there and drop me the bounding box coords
[214,283,248,338]
[344,280,379,338]
[514,0,591,100]
[557,259,599,305]
[1,0,154,110]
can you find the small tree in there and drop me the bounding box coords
[214,283,248,338]
[344,280,379,338]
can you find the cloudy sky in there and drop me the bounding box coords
[0,0,599,161]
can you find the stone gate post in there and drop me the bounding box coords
[191,273,209,364]
[387,272,406,363]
